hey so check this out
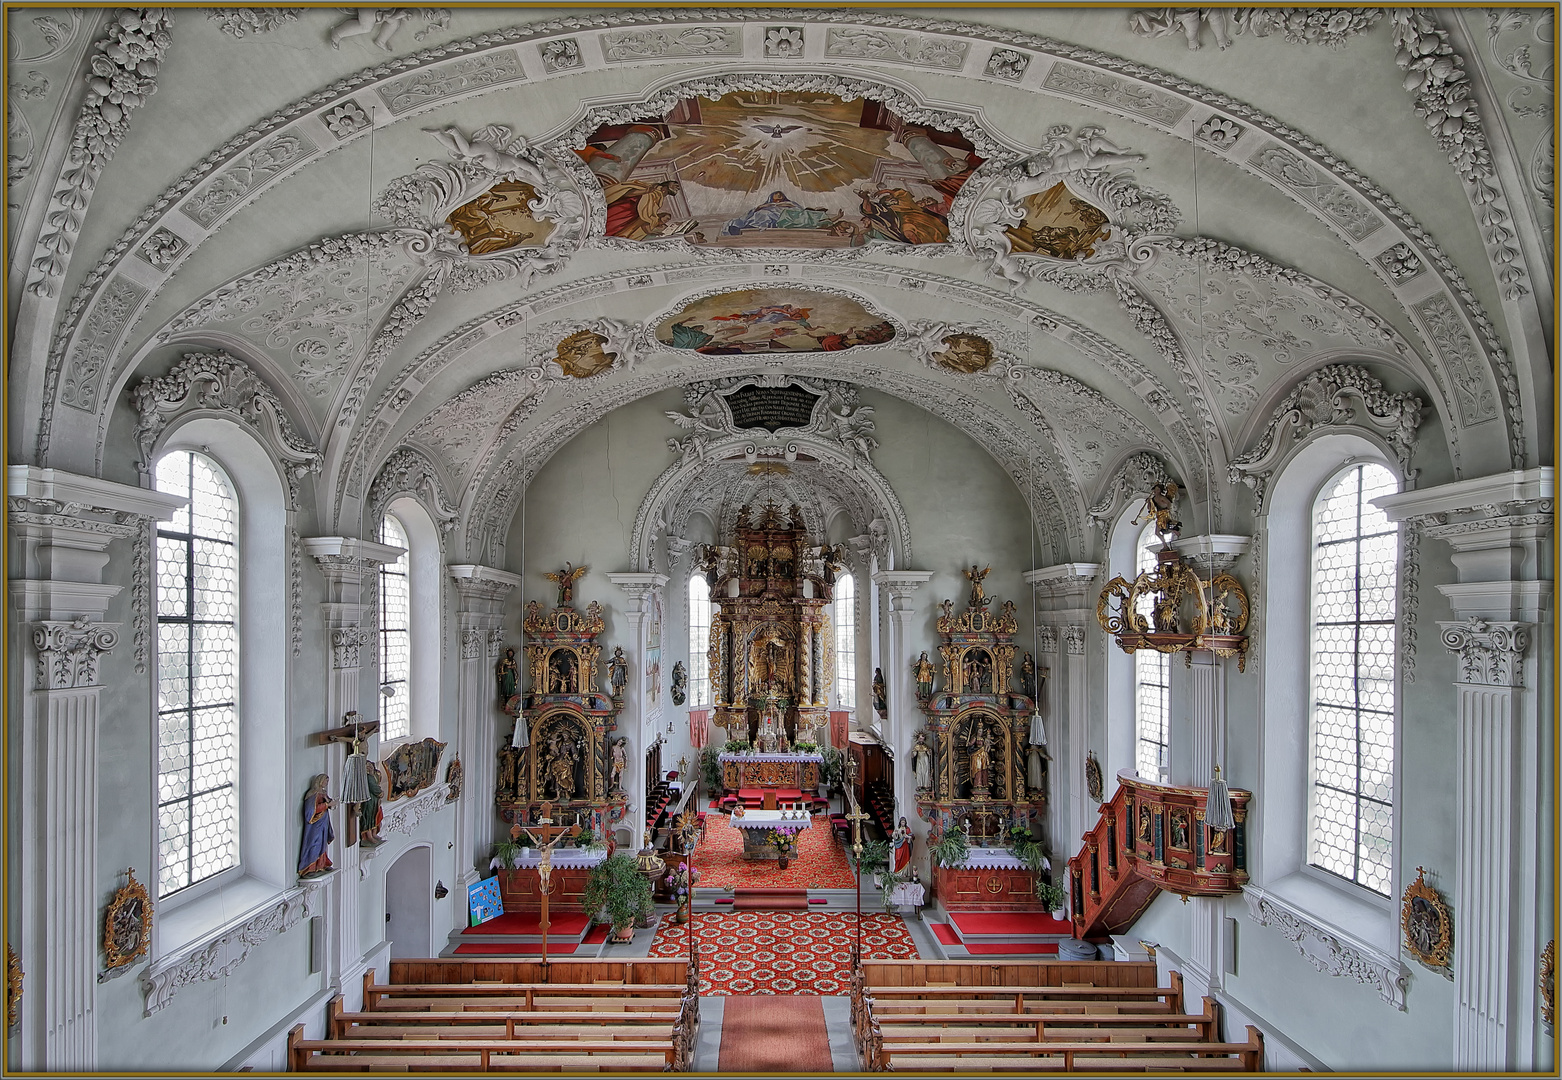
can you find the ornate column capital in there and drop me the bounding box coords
[32,618,120,689]
[1025,563,1101,613]
[606,572,669,617]
[871,570,933,613]
[1169,534,1251,575]
[330,627,372,670]
[1064,625,1087,656]
[1036,625,1059,652]
[448,564,522,613]
[1439,618,1531,687]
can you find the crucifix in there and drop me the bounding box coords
[512,802,581,970]
[313,712,380,847]
[845,799,871,968]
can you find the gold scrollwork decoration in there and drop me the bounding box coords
[1401,866,1452,970]
[1541,939,1555,1028]
[102,868,152,971]
[1096,576,1140,636]
[6,945,21,1030]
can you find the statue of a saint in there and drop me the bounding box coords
[1020,652,1037,699]
[913,652,935,699]
[891,817,913,873]
[496,647,518,704]
[1027,742,1046,794]
[298,774,336,877]
[873,668,888,717]
[359,762,384,846]
[939,598,954,622]
[965,564,992,609]
[967,726,991,793]
[544,562,589,606]
[608,646,628,698]
[912,730,933,790]
[544,734,578,801]
[671,661,687,706]
[1132,481,1182,546]
[497,744,519,798]
[610,736,628,794]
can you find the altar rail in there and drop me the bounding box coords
[389,959,686,986]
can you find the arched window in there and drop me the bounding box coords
[1308,462,1399,895]
[1134,524,1170,783]
[834,572,856,708]
[154,450,241,898]
[687,573,711,707]
[379,514,411,742]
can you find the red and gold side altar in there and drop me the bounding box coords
[934,856,1047,911]
[495,568,626,838]
[913,567,1046,846]
[701,503,845,757]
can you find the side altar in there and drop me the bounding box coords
[718,752,823,791]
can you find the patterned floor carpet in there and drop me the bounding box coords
[689,812,857,889]
[648,910,917,995]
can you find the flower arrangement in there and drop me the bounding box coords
[664,864,700,902]
[763,825,801,852]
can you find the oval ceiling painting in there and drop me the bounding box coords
[579,92,982,248]
[655,289,895,354]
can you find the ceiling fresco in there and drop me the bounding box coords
[654,288,896,354]
[578,91,982,247]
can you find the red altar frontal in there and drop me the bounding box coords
[934,863,1046,911]
[498,866,593,913]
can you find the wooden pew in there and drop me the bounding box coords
[288,1033,676,1072]
[869,996,1221,1044]
[868,1023,1264,1073]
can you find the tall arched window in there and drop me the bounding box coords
[155,450,241,898]
[379,514,411,741]
[1308,462,1398,895]
[834,572,856,708]
[687,573,711,707]
[1134,523,1170,783]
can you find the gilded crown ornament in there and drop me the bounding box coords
[1097,484,1250,670]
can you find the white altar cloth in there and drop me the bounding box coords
[718,752,824,764]
[953,847,1030,870]
[727,810,814,831]
[512,848,608,870]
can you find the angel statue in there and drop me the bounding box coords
[965,564,992,609]
[1022,125,1145,178]
[1132,481,1182,546]
[330,8,450,51]
[425,124,548,190]
[829,404,878,463]
[545,563,589,606]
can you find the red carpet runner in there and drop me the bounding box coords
[717,995,833,1073]
[691,812,855,889]
[648,910,916,995]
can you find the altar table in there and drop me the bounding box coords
[728,809,812,860]
[719,752,822,791]
[933,848,1048,911]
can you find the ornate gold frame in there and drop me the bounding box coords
[6,945,21,1029]
[1541,939,1555,1028]
[1400,866,1452,970]
[102,868,152,971]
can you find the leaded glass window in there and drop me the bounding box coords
[834,572,856,708]
[1134,523,1170,783]
[1308,462,1398,896]
[379,515,411,741]
[688,573,711,707]
[155,451,240,898]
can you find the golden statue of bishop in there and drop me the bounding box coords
[545,563,589,607]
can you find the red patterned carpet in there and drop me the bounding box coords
[648,910,917,995]
[690,812,856,889]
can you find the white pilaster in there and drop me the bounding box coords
[448,565,521,887]
[872,570,933,846]
[8,467,182,1072]
[606,573,669,852]
[1026,564,1100,859]
[1378,468,1552,1071]
[303,537,403,995]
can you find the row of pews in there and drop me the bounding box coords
[288,961,697,1073]
[850,960,1263,1072]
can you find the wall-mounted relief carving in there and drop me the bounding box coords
[330,8,449,52]
[966,125,1178,291]
[1411,294,1500,429]
[28,9,172,297]
[374,125,588,291]
[574,87,982,250]
[1006,368,1161,488]
[1127,8,1381,51]
[601,25,740,61]
[1245,887,1409,1010]
[141,887,314,1016]
[209,8,301,38]
[540,37,582,72]
[764,27,805,59]
[1486,9,1554,252]
[1392,10,1526,299]
[1439,617,1531,687]
[405,365,552,494]
[1249,143,1382,242]
[368,447,460,533]
[129,351,323,506]
[664,374,879,468]
[158,232,424,401]
[7,9,84,193]
[183,132,319,230]
[985,48,1030,80]
[1229,364,1424,513]
[824,27,968,69]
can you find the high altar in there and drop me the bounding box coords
[701,503,845,753]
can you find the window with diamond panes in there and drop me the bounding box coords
[1308,463,1399,896]
[1134,523,1171,783]
[379,515,411,741]
[688,573,711,707]
[834,573,856,708]
[155,451,241,898]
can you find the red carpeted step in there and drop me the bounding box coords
[808,898,827,904]
[453,942,579,955]
[930,922,961,946]
[948,910,1073,938]
[462,911,592,936]
[962,941,1059,955]
[582,924,610,944]
[734,896,809,910]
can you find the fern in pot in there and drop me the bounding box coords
[580,853,654,942]
[931,828,970,868]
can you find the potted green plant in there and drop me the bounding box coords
[490,837,524,872]
[819,746,844,791]
[699,746,721,792]
[1036,876,1067,917]
[723,738,752,755]
[580,853,654,943]
[931,829,970,868]
[855,837,891,883]
[792,741,818,754]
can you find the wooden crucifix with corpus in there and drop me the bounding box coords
[512,802,581,971]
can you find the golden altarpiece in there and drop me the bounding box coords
[701,503,843,787]
[495,574,625,834]
[914,570,1045,844]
